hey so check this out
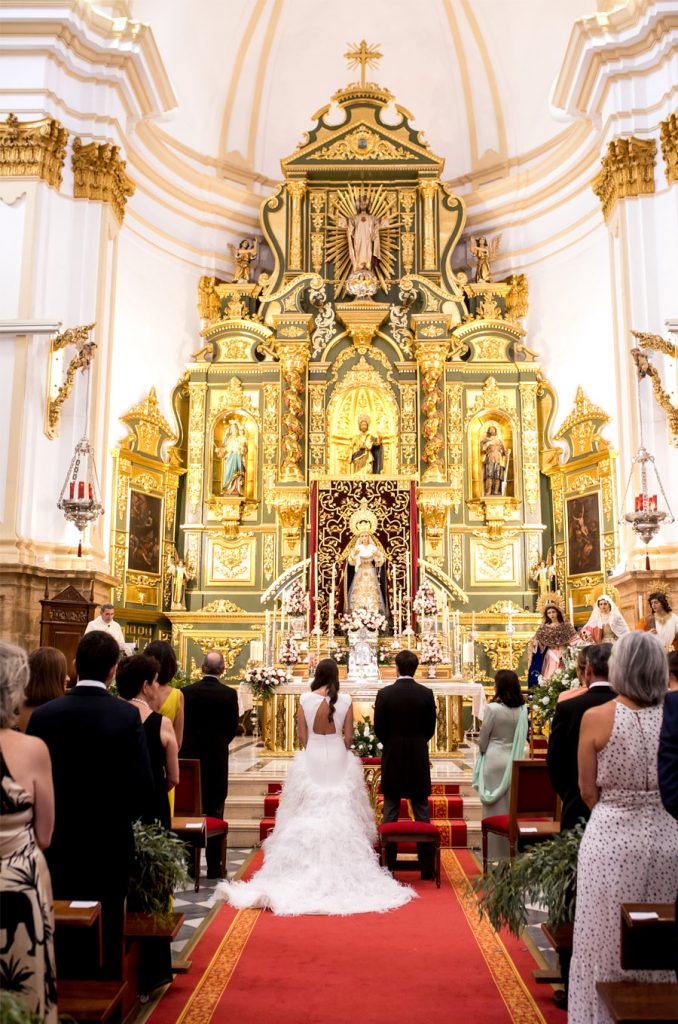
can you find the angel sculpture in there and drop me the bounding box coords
[229,239,258,283]
[470,234,502,283]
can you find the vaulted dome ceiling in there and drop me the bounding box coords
[132,0,596,188]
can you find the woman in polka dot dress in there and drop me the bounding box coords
[568,631,678,1023]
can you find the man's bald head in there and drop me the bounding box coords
[202,651,225,678]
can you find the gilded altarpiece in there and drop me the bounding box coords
[109,56,619,686]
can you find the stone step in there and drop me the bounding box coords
[224,794,267,819]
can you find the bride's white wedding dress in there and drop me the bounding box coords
[219,691,415,915]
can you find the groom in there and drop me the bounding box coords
[374,649,437,878]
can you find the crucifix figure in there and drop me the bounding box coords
[344,40,383,87]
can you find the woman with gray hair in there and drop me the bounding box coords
[0,641,57,1022]
[568,631,678,1023]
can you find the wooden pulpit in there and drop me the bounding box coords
[40,583,97,672]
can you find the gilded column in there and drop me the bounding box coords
[418,178,439,270]
[270,489,309,569]
[287,179,307,270]
[186,383,207,517]
[660,113,678,185]
[415,338,449,483]
[518,382,540,514]
[274,338,312,483]
[446,382,464,511]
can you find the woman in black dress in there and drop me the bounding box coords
[116,655,179,829]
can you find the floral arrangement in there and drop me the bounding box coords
[328,643,346,663]
[579,626,595,644]
[351,715,383,758]
[378,644,394,665]
[530,645,581,725]
[420,634,444,665]
[278,636,299,665]
[413,581,438,618]
[244,664,291,699]
[340,607,387,633]
[284,582,309,616]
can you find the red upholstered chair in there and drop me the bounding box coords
[378,821,441,887]
[481,759,560,873]
[172,759,228,892]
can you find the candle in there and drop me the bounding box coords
[637,594,644,621]
[471,610,476,635]
[649,495,658,511]
[280,593,286,638]
[406,552,412,630]
[314,552,319,610]
[569,596,575,623]
[77,481,85,500]
[69,482,75,500]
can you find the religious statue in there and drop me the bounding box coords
[480,424,508,496]
[470,234,501,283]
[338,195,389,273]
[229,239,258,283]
[349,414,383,476]
[168,557,192,611]
[215,419,248,496]
[347,529,386,616]
[531,559,550,599]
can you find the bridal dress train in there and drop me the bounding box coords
[219,691,415,916]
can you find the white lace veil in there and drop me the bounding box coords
[585,595,629,638]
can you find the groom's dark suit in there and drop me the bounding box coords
[374,675,437,875]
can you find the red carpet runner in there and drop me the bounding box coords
[150,849,563,1024]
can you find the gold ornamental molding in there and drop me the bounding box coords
[554,386,611,459]
[660,113,678,185]
[592,136,656,222]
[72,138,135,224]
[0,113,67,189]
[45,322,96,439]
[119,386,177,460]
[631,330,678,446]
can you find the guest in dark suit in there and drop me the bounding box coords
[179,651,239,877]
[658,684,678,978]
[27,630,153,978]
[547,642,615,832]
[374,649,437,877]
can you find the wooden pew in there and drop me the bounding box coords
[595,904,678,1022]
[56,980,127,1023]
[121,910,185,1015]
[620,903,675,971]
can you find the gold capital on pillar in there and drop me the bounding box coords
[0,113,67,189]
[270,488,309,568]
[287,179,307,269]
[592,136,656,222]
[418,178,439,270]
[72,137,135,224]
[660,113,678,185]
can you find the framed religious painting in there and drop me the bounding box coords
[128,491,163,575]
[566,493,602,577]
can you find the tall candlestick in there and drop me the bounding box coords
[406,553,412,632]
[280,593,286,638]
[314,553,319,615]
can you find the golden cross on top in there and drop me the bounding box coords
[344,40,383,87]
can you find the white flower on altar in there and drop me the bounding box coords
[541,696,550,705]
[377,742,383,750]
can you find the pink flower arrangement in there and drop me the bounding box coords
[413,581,438,617]
[279,636,299,665]
[340,608,388,633]
[420,634,444,665]
[244,665,292,699]
[284,582,309,616]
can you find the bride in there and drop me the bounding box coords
[219,659,414,915]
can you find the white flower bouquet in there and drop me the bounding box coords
[278,637,299,666]
[284,582,309,616]
[421,634,444,665]
[351,715,383,758]
[244,665,292,699]
[530,645,581,725]
[340,607,388,633]
[413,581,438,618]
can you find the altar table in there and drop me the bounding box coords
[245,679,487,757]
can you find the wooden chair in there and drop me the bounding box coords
[620,903,675,971]
[172,759,228,892]
[481,759,561,872]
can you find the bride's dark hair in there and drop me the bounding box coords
[311,658,340,722]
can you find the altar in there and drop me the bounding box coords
[255,678,487,757]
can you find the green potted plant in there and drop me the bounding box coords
[474,825,583,937]
[0,993,43,1024]
[128,821,189,916]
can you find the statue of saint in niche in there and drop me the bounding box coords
[349,414,383,476]
[215,419,248,496]
[339,195,389,273]
[480,424,509,496]
[347,529,386,617]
